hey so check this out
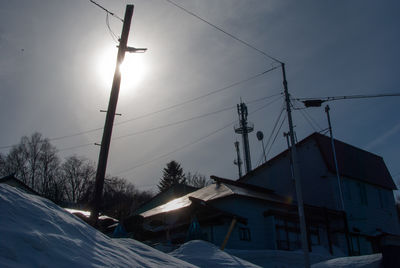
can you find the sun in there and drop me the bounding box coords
[96,47,148,94]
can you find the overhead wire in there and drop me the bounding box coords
[291,100,322,132]
[89,0,124,22]
[257,102,285,165]
[57,94,283,152]
[106,13,120,43]
[1,66,279,148]
[58,142,96,152]
[113,66,280,126]
[295,92,400,102]
[112,94,283,142]
[163,0,282,64]
[116,95,283,176]
[297,108,318,132]
[265,114,287,159]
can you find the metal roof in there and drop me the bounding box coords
[314,133,397,190]
[239,132,397,190]
[141,181,287,218]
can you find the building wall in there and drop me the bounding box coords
[201,196,347,254]
[242,138,400,255]
[342,177,399,236]
[207,196,277,250]
[245,139,338,209]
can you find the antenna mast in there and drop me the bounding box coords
[233,141,243,178]
[234,101,254,174]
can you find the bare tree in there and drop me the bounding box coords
[0,153,7,177]
[79,175,153,220]
[2,133,62,198]
[61,155,95,203]
[38,140,61,201]
[102,176,153,220]
[4,140,29,185]
[185,172,211,188]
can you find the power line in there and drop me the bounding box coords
[114,105,237,141]
[113,94,283,141]
[116,96,282,176]
[0,66,279,151]
[296,92,400,103]
[59,94,283,153]
[297,108,318,132]
[265,114,287,159]
[256,103,285,166]
[261,104,285,159]
[35,67,280,144]
[106,13,120,43]
[89,0,124,22]
[114,66,280,126]
[291,100,322,132]
[163,0,282,64]
[50,128,103,142]
[58,142,95,152]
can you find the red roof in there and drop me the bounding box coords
[240,132,397,190]
[313,133,396,190]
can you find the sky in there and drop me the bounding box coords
[0,0,399,194]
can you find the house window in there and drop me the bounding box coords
[275,218,301,250]
[239,227,251,241]
[357,183,368,205]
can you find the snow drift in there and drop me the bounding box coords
[170,240,261,268]
[0,184,385,268]
[311,254,382,268]
[0,184,196,268]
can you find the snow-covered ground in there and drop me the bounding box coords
[170,240,261,267]
[0,184,195,268]
[0,184,384,267]
[311,254,382,268]
[227,248,381,268]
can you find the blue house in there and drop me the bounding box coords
[134,132,399,256]
[239,132,399,255]
[138,177,348,254]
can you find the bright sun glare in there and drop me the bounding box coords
[97,47,148,94]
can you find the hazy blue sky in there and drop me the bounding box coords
[1,0,399,194]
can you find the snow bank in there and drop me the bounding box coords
[311,254,382,268]
[170,240,261,267]
[228,248,382,268]
[227,246,344,268]
[0,184,197,268]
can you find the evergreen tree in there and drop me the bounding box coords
[158,160,185,192]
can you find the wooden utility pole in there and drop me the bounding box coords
[90,5,134,222]
[282,63,310,268]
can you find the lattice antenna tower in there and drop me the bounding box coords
[234,101,254,174]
